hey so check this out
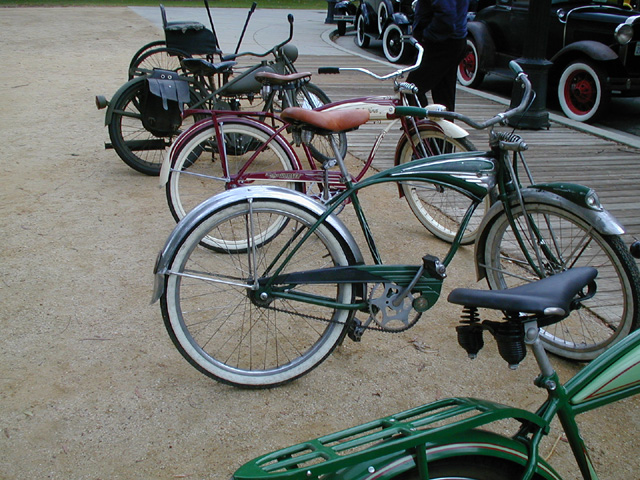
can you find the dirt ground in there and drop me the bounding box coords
[0,7,639,480]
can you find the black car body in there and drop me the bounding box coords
[459,0,640,122]
[336,0,416,63]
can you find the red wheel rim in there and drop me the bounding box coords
[459,50,476,82]
[563,69,597,115]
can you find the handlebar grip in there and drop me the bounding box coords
[509,60,523,75]
[288,13,294,23]
[250,2,257,13]
[318,67,340,74]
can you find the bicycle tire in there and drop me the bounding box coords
[166,120,302,248]
[398,128,484,244]
[127,40,166,78]
[128,46,190,79]
[292,83,348,164]
[481,202,640,360]
[160,197,357,388]
[397,456,544,480]
[107,79,200,176]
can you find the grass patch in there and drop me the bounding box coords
[0,0,329,8]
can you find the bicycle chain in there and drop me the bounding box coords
[258,302,422,334]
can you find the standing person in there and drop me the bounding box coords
[407,0,469,112]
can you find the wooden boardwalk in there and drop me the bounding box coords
[296,54,640,245]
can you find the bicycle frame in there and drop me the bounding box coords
[231,327,640,480]
[159,94,469,200]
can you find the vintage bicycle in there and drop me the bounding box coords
[151,63,640,388]
[96,12,338,176]
[160,39,480,245]
[229,265,640,480]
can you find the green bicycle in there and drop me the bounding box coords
[230,265,640,479]
[152,63,640,388]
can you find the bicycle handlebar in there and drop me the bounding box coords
[222,13,294,61]
[318,37,424,81]
[394,61,533,129]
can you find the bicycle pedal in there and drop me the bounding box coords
[347,319,365,342]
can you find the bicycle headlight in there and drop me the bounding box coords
[282,44,299,63]
[585,189,602,210]
[615,23,633,45]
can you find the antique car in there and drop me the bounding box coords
[334,0,358,36]
[458,0,640,122]
[343,0,416,63]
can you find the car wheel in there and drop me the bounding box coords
[377,1,389,34]
[457,37,485,88]
[382,23,406,63]
[356,13,370,48]
[557,60,610,123]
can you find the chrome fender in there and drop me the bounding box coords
[475,185,626,280]
[320,430,561,480]
[152,186,364,303]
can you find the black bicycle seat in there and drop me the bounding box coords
[447,267,597,317]
[180,58,236,76]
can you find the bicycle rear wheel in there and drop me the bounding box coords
[107,79,199,176]
[481,202,640,360]
[166,120,302,248]
[160,198,357,388]
[397,456,544,480]
[398,128,483,244]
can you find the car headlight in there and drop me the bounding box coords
[615,23,634,45]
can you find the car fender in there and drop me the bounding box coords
[551,40,618,68]
[152,186,364,303]
[358,2,376,30]
[388,12,412,28]
[474,185,626,280]
[319,430,561,480]
[335,0,357,16]
[467,21,496,70]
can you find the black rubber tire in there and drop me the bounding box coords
[107,80,199,176]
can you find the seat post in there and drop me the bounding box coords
[330,134,351,187]
[524,321,556,380]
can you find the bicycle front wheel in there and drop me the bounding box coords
[398,128,484,244]
[128,46,189,79]
[166,120,301,232]
[160,198,357,388]
[481,202,640,360]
